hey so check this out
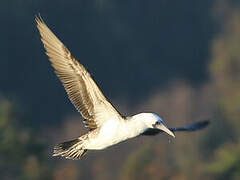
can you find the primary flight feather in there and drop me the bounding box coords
[36,16,209,160]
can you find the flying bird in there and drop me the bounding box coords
[36,16,209,160]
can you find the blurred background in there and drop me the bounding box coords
[1,0,240,179]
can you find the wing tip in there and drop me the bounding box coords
[196,120,210,129]
[35,13,44,24]
[187,120,210,131]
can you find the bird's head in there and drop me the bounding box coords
[136,113,175,138]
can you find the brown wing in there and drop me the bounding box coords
[36,16,121,130]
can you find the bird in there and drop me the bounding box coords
[36,16,209,160]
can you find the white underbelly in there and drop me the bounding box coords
[85,119,138,150]
[86,134,128,150]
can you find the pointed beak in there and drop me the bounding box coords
[155,123,175,138]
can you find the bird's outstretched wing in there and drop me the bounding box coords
[141,120,210,136]
[36,16,121,130]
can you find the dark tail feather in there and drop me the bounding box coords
[53,138,87,160]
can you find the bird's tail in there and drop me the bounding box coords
[53,138,87,160]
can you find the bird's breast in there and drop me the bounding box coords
[85,119,138,150]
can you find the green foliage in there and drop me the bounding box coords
[205,143,240,180]
[210,6,240,133]
[120,144,154,180]
[0,99,52,180]
[201,1,240,179]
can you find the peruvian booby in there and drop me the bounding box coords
[36,17,209,160]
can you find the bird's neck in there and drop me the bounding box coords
[122,117,148,137]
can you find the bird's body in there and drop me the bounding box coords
[36,16,209,160]
[83,113,159,150]
[86,118,130,150]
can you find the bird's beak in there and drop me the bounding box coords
[155,123,175,138]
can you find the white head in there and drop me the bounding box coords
[133,113,175,137]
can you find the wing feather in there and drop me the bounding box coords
[36,16,121,130]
